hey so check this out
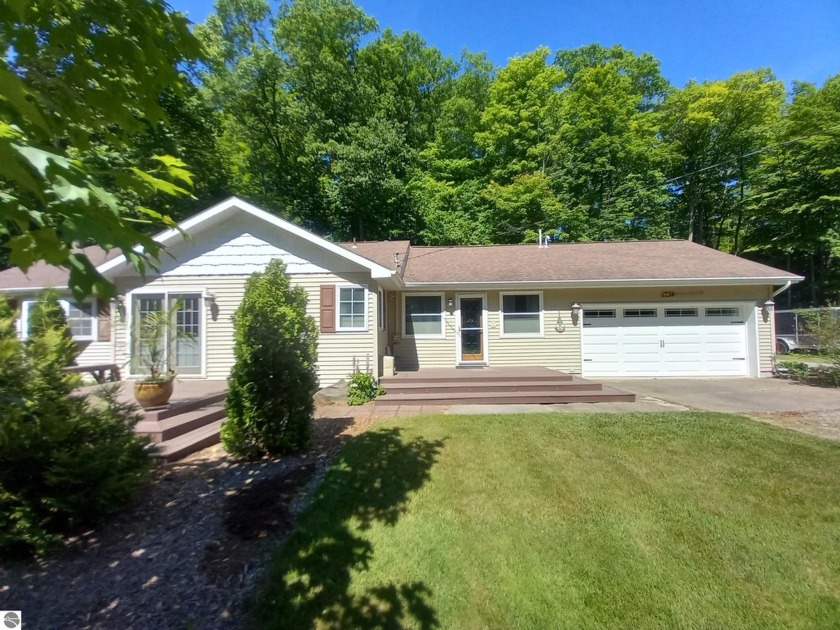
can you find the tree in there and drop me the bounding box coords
[222,260,318,458]
[552,61,670,241]
[27,288,76,366]
[746,76,840,306]
[0,297,151,557]
[0,0,203,300]
[659,70,785,248]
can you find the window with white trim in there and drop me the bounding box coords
[501,293,542,336]
[404,294,444,337]
[665,308,698,317]
[583,309,616,319]
[623,308,657,318]
[338,286,367,331]
[705,307,739,317]
[20,298,96,341]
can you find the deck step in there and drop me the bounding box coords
[146,390,228,421]
[154,419,223,462]
[376,387,635,406]
[382,378,600,395]
[381,373,573,385]
[135,403,227,443]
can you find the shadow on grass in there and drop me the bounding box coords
[253,425,444,629]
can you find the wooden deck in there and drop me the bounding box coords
[378,367,635,406]
[82,380,228,462]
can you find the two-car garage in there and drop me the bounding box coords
[581,303,757,377]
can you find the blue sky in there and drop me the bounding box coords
[170,0,840,88]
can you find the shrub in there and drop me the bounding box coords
[0,299,152,557]
[347,370,384,405]
[222,259,319,459]
[777,360,811,383]
[27,288,77,366]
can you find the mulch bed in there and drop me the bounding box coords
[0,412,378,629]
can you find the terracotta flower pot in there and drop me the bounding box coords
[134,380,175,409]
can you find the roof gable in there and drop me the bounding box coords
[97,197,395,279]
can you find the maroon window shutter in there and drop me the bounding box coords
[320,285,336,333]
[97,298,111,342]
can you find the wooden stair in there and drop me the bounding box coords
[135,391,227,462]
[377,369,635,406]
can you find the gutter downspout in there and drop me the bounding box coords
[772,281,792,298]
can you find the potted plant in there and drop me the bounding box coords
[133,300,190,408]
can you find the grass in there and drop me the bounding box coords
[252,413,840,629]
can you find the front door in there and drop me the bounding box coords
[458,296,485,363]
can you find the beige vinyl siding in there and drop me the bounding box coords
[397,284,777,376]
[487,290,581,372]
[394,291,455,371]
[114,271,376,388]
[76,340,113,366]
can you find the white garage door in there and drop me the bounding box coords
[582,304,749,377]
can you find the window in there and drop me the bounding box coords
[338,286,367,331]
[705,307,739,317]
[130,292,202,375]
[20,298,97,341]
[404,294,443,337]
[501,293,542,336]
[623,308,657,318]
[665,308,698,317]
[378,288,385,332]
[583,309,616,319]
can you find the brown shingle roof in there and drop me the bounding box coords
[0,246,121,291]
[401,240,801,284]
[339,241,410,275]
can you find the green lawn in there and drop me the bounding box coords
[252,413,840,629]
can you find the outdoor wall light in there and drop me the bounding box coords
[762,299,774,323]
[447,298,455,311]
[112,295,126,322]
[571,302,581,326]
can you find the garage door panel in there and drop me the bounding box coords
[582,304,749,377]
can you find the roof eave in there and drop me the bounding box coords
[400,276,805,291]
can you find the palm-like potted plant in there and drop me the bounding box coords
[133,300,191,408]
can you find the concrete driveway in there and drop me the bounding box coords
[607,377,840,442]
[605,378,840,414]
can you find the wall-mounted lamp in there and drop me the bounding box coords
[762,299,774,323]
[447,298,455,311]
[205,293,220,322]
[571,302,581,326]
[112,295,126,322]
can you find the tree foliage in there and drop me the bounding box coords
[0,298,151,557]
[222,259,319,458]
[6,0,837,306]
[0,0,202,299]
[26,288,76,366]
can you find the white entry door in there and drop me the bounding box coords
[582,304,750,377]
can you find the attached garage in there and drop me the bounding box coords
[581,302,758,378]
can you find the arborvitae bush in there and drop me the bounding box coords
[0,298,152,557]
[222,259,319,458]
[27,288,77,366]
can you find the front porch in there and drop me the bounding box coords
[377,366,635,406]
